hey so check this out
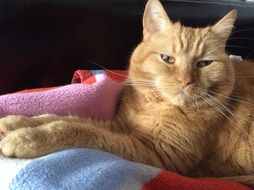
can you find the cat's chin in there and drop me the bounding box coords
[168,94,195,107]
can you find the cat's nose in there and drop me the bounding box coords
[177,75,194,88]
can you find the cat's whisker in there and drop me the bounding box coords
[203,96,244,134]
[124,84,156,87]
[245,50,254,59]
[199,90,237,120]
[205,94,254,149]
[125,81,156,86]
[232,28,254,34]
[193,99,200,110]
[88,60,156,84]
[228,37,254,41]
[209,91,254,106]
[125,77,156,83]
[211,92,254,106]
[207,94,241,122]
[125,80,155,84]
[225,45,254,51]
[125,77,156,84]
[125,79,156,84]
[230,94,249,100]
[209,94,254,126]
[124,83,155,86]
[125,76,156,84]
[208,89,248,101]
[195,89,253,149]
[226,40,254,58]
[202,97,230,121]
[235,76,254,78]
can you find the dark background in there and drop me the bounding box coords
[0,0,254,94]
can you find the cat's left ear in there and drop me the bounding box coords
[143,0,171,41]
[212,10,237,42]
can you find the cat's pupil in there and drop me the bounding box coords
[160,54,175,64]
[197,60,213,68]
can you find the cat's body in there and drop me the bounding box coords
[1,0,254,186]
[120,59,254,177]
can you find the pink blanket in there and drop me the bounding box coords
[0,70,127,120]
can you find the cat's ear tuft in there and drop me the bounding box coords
[143,0,171,41]
[212,10,237,42]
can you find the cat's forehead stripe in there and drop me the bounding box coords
[171,25,208,57]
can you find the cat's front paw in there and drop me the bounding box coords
[0,128,47,158]
[0,115,34,140]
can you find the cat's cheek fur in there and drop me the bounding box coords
[142,59,168,76]
[199,61,234,95]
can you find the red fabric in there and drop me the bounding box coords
[71,70,96,84]
[71,70,128,84]
[142,171,253,190]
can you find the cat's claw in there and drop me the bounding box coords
[0,128,46,158]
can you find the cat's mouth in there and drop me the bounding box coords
[169,87,209,107]
[160,84,212,107]
[175,87,224,108]
[170,92,195,107]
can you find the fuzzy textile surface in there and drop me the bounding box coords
[0,70,252,190]
[0,70,127,120]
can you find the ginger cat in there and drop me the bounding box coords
[1,0,254,186]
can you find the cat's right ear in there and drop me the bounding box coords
[212,10,237,43]
[143,0,171,41]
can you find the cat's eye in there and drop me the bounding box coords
[196,60,213,68]
[160,54,175,64]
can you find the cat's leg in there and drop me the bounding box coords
[0,120,164,168]
[0,115,39,140]
[0,114,124,139]
[0,114,87,140]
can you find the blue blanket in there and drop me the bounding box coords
[8,148,160,190]
[1,147,252,190]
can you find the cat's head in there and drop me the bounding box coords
[129,0,236,107]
